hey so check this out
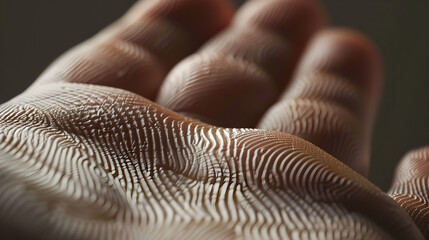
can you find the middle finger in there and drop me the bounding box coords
[156,0,326,127]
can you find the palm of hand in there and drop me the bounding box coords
[0,0,427,239]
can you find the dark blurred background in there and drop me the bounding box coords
[1,0,429,190]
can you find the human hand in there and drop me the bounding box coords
[0,0,426,239]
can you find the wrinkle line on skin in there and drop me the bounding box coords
[0,83,422,239]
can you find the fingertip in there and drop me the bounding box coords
[392,146,429,184]
[389,146,429,237]
[234,0,327,43]
[127,0,234,42]
[157,0,327,127]
[35,0,235,100]
[296,29,383,100]
[259,29,384,175]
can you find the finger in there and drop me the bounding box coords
[32,0,233,100]
[257,29,383,176]
[156,0,326,127]
[389,147,429,237]
[0,83,421,239]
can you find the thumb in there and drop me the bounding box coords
[389,146,429,237]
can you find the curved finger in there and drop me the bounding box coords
[32,0,233,100]
[156,0,326,127]
[389,147,429,238]
[257,29,383,176]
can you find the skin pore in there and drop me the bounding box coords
[0,0,428,239]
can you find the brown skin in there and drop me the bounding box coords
[0,0,428,239]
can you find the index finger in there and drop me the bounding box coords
[30,0,233,100]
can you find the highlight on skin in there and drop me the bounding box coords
[0,83,421,239]
[0,0,428,239]
[389,147,429,237]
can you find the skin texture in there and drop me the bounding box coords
[0,0,428,239]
